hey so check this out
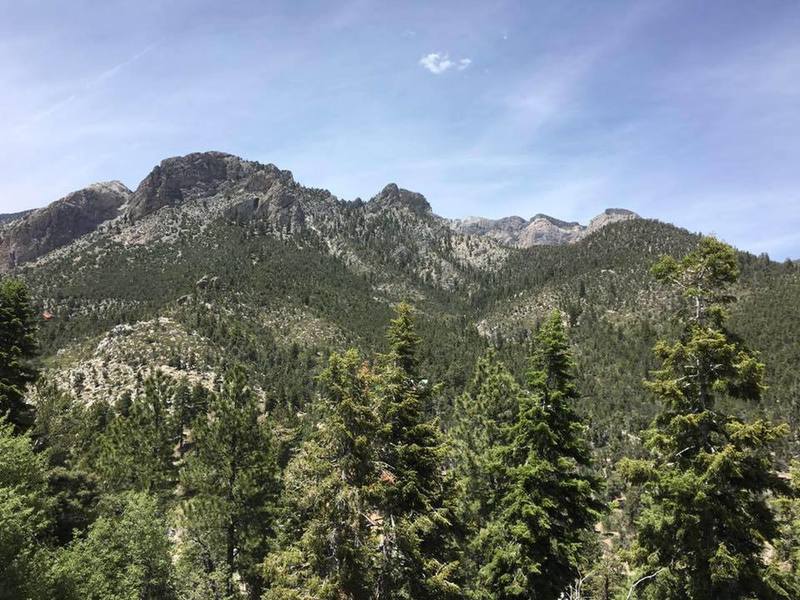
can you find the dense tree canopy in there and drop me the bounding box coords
[0,237,797,599]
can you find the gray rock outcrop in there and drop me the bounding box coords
[0,181,130,271]
[449,208,639,247]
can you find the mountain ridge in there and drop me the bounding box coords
[5,150,797,471]
[1,151,640,272]
[448,207,639,247]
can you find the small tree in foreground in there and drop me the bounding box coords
[53,491,176,600]
[0,417,52,600]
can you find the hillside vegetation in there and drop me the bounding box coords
[1,152,799,599]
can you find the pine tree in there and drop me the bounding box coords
[373,302,461,600]
[174,380,209,458]
[0,276,39,430]
[263,349,381,600]
[451,350,522,593]
[95,370,180,497]
[453,349,521,520]
[0,416,52,600]
[477,311,604,600]
[179,367,279,600]
[773,462,800,591]
[620,237,795,599]
[31,377,101,546]
[52,491,176,600]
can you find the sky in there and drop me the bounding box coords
[1,1,799,259]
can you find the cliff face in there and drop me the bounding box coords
[125,152,263,221]
[0,181,131,272]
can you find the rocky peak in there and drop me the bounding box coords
[0,181,131,271]
[125,151,294,221]
[519,214,584,246]
[368,183,432,215]
[586,208,639,234]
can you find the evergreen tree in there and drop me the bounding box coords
[451,350,523,594]
[453,349,521,521]
[0,276,39,430]
[263,349,381,600]
[620,238,795,599]
[31,377,101,545]
[52,491,176,600]
[95,370,180,497]
[477,311,604,600]
[174,380,209,458]
[0,417,52,600]
[373,302,461,600]
[179,367,279,600]
[773,462,800,591]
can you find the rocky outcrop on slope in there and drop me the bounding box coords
[368,183,432,216]
[585,208,639,235]
[0,181,130,271]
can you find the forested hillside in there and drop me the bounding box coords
[1,152,799,598]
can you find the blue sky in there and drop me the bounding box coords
[1,1,799,258]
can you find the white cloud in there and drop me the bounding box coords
[419,52,471,75]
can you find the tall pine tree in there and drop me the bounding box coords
[263,349,381,600]
[478,311,604,600]
[373,302,462,600]
[179,367,279,600]
[95,370,180,497]
[452,350,523,595]
[621,238,795,599]
[453,349,521,522]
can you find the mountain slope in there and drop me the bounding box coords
[9,151,799,459]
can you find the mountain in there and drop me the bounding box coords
[449,208,639,247]
[0,181,131,272]
[2,152,636,274]
[6,151,799,462]
[0,209,34,224]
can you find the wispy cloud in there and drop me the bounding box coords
[14,42,159,132]
[498,2,666,137]
[419,52,471,74]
